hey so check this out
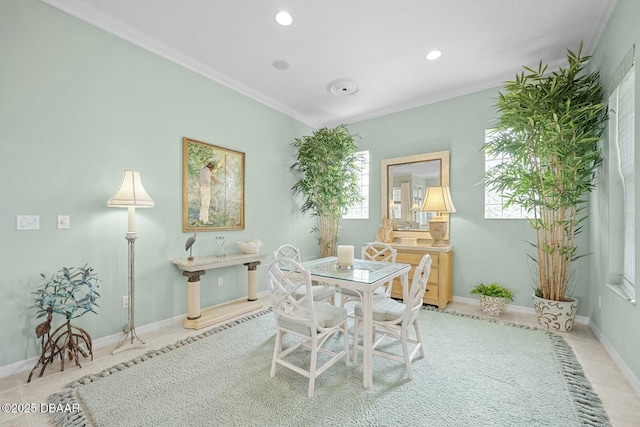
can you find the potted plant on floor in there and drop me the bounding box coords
[290,124,362,257]
[483,43,607,331]
[470,282,514,317]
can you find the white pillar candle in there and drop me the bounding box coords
[337,245,354,266]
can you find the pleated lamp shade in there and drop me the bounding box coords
[420,186,456,213]
[107,170,154,233]
[107,170,155,208]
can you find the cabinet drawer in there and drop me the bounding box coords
[396,251,439,268]
[391,266,438,291]
[389,245,452,308]
[424,284,439,301]
[427,267,438,285]
[391,282,440,302]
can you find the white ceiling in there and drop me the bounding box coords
[42,0,617,128]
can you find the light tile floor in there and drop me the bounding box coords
[1,300,639,426]
[448,301,640,427]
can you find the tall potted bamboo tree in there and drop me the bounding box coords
[483,44,607,331]
[290,124,362,257]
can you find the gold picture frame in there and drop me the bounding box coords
[182,137,245,232]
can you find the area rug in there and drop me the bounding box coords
[48,308,610,427]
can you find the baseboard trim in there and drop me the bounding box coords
[0,291,271,379]
[589,321,640,398]
[452,296,590,325]
[0,312,187,380]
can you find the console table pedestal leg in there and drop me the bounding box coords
[182,271,205,327]
[180,262,264,330]
[187,282,202,319]
[245,261,261,301]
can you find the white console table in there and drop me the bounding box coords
[171,252,267,329]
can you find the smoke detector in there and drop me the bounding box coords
[327,78,360,96]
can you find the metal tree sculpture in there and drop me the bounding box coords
[28,307,54,382]
[29,264,100,382]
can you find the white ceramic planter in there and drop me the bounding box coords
[532,294,579,332]
[479,295,506,316]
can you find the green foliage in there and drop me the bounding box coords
[32,265,101,320]
[470,283,514,301]
[290,125,362,256]
[483,43,607,301]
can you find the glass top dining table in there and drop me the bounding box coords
[300,256,411,389]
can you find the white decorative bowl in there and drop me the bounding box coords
[237,239,263,254]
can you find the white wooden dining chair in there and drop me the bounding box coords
[352,254,432,380]
[273,244,335,304]
[266,257,350,398]
[339,242,397,308]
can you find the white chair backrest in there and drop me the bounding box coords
[266,257,316,330]
[274,244,302,263]
[405,254,432,320]
[361,242,397,263]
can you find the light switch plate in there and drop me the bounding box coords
[17,215,39,230]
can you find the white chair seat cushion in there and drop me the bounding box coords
[279,302,348,336]
[293,285,334,302]
[354,296,405,322]
[341,287,386,297]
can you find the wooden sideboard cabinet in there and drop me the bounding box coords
[389,243,453,309]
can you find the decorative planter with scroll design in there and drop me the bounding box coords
[532,294,579,332]
[479,295,507,316]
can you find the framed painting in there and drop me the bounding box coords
[182,137,245,232]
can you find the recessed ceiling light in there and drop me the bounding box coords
[275,11,293,26]
[426,50,442,61]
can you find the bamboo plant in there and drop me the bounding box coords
[290,125,362,257]
[483,43,607,302]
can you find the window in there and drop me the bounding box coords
[484,130,528,219]
[607,60,635,303]
[390,186,401,219]
[343,150,369,219]
[412,185,430,225]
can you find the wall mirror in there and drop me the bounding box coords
[381,151,450,244]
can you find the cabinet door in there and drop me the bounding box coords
[390,251,439,300]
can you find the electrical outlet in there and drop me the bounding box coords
[218,277,224,287]
[122,295,129,309]
[57,215,70,229]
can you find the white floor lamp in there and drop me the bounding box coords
[107,170,155,354]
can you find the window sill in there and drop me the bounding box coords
[606,283,636,305]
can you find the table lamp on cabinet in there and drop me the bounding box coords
[421,186,456,247]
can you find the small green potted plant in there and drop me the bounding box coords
[470,282,514,317]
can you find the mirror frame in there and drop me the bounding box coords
[381,151,450,244]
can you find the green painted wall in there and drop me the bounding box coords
[343,88,592,311]
[588,0,640,386]
[2,0,638,391]
[0,0,316,368]
[344,0,640,387]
